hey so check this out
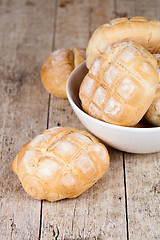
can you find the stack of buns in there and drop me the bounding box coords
[80,17,160,127]
[80,41,159,126]
[12,16,160,202]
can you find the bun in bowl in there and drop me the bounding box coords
[80,41,159,126]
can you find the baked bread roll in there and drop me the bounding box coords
[41,47,86,98]
[12,127,109,201]
[86,16,160,68]
[79,41,159,126]
[145,54,160,126]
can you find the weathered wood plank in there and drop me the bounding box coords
[134,0,160,20]
[41,0,127,239]
[48,0,91,130]
[116,0,160,239]
[90,0,115,34]
[125,153,160,240]
[115,0,135,18]
[0,0,55,239]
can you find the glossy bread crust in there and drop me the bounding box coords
[80,42,159,126]
[12,127,109,201]
[86,16,160,68]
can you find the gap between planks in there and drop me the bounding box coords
[123,152,130,240]
[38,0,58,239]
[114,1,130,239]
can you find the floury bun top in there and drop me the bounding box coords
[80,41,159,126]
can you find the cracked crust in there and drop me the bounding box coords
[86,16,160,68]
[12,127,109,201]
[80,42,159,126]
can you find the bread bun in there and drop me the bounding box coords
[86,17,160,68]
[145,54,160,126]
[12,127,109,201]
[79,41,159,126]
[41,48,85,98]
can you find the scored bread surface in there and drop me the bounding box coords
[80,42,159,126]
[12,127,109,201]
[86,16,160,68]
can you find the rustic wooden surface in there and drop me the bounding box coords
[0,0,159,239]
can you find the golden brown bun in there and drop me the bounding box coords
[12,127,109,201]
[145,54,160,126]
[41,48,86,98]
[41,49,74,98]
[86,17,160,68]
[79,42,159,126]
[73,47,86,68]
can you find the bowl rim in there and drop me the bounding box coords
[66,61,160,133]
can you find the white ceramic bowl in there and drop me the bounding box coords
[66,62,160,154]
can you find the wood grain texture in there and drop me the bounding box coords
[125,153,160,240]
[40,0,127,239]
[90,0,115,34]
[48,0,90,130]
[134,0,160,20]
[0,0,160,239]
[0,0,55,239]
[116,0,160,239]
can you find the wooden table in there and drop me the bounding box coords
[0,0,159,239]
